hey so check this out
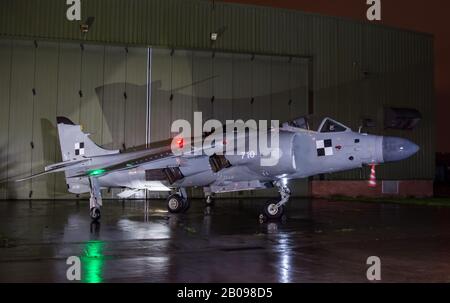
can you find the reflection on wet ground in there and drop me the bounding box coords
[0,198,449,283]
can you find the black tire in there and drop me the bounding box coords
[90,207,101,221]
[262,200,284,220]
[167,194,185,213]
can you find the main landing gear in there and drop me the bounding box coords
[166,189,215,214]
[259,181,290,222]
[89,177,102,221]
[167,188,190,213]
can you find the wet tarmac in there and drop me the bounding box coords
[0,198,450,283]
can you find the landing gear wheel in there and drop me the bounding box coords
[262,200,284,221]
[167,194,187,213]
[90,207,101,221]
[205,195,214,206]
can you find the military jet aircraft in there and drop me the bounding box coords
[17,116,419,221]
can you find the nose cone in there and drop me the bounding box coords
[382,137,420,163]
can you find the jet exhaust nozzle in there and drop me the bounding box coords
[382,137,419,163]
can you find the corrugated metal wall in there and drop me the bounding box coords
[331,22,435,180]
[0,39,309,199]
[150,49,308,138]
[149,48,309,198]
[0,40,148,199]
[0,0,435,199]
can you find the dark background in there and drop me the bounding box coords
[226,0,449,153]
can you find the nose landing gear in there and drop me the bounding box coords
[261,201,285,220]
[259,181,290,222]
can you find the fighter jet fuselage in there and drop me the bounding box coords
[84,118,418,192]
[17,117,419,221]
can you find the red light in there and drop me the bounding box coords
[368,164,377,188]
[176,138,184,149]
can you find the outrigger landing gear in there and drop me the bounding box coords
[259,181,290,222]
[90,207,101,221]
[167,188,190,213]
[89,177,102,221]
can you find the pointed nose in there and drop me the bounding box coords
[382,137,420,163]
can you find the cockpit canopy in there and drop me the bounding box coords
[283,116,352,133]
[318,118,351,133]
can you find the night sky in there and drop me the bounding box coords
[225,0,449,153]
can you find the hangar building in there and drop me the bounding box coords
[0,0,434,199]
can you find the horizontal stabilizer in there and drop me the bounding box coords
[15,171,54,182]
[16,159,90,182]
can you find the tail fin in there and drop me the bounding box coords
[57,117,119,161]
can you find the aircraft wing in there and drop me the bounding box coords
[67,146,179,178]
[71,129,275,179]
[14,128,255,183]
[67,136,218,179]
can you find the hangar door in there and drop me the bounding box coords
[150,49,309,140]
[0,39,310,199]
[149,49,310,198]
[0,39,148,199]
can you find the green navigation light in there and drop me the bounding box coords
[81,240,105,283]
[88,169,106,177]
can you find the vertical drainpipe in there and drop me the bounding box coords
[145,47,152,200]
[308,56,314,198]
[146,47,152,148]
